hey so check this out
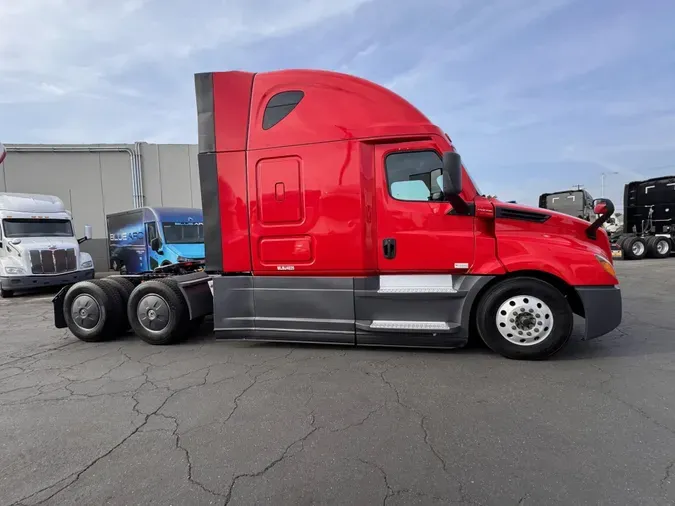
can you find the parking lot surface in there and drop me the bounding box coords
[1,261,674,506]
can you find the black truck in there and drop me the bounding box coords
[538,189,596,221]
[612,175,675,260]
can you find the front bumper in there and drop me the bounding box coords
[1,269,95,291]
[576,285,622,340]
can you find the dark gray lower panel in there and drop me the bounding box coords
[213,276,355,345]
[356,331,467,349]
[353,275,494,346]
[211,274,494,348]
[576,285,622,340]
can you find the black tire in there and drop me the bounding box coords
[647,236,671,259]
[622,236,647,260]
[155,277,200,337]
[615,235,628,248]
[0,288,13,298]
[475,277,574,360]
[127,280,188,345]
[63,280,123,342]
[98,278,135,331]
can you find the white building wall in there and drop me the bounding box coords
[0,143,202,270]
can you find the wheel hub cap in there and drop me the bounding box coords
[137,294,170,332]
[657,240,669,255]
[495,295,554,346]
[71,294,101,330]
[632,242,644,255]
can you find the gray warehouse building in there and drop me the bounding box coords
[0,143,201,270]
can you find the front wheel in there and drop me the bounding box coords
[475,277,574,360]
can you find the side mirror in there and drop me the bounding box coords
[442,151,463,195]
[77,225,93,244]
[151,237,161,252]
[586,198,615,239]
[440,151,470,215]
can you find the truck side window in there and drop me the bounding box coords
[386,150,443,202]
[263,91,304,130]
[146,222,157,241]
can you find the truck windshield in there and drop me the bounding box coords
[2,218,73,238]
[545,192,584,215]
[162,222,204,244]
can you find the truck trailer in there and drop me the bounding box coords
[107,207,204,274]
[0,192,94,297]
[51,69,622,360]
[612,175,675,260]
[538,189,596,221]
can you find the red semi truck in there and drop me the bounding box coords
[52,69,622,360]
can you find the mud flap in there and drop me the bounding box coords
[172,271,214,320]
[52,286,69,329]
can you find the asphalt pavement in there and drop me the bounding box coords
[1,260,674,506]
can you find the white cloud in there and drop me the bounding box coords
[0,0,375,104]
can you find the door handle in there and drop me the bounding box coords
[383,238,396,259]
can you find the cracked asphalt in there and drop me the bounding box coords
[1,261,674,506]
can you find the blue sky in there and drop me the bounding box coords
[1,0,674,207]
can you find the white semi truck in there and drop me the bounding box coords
[0,192,95,297]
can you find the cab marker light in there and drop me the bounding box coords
[595,254,616,278]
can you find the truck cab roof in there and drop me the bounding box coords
[0,192,68,215]
[196,69,443,154]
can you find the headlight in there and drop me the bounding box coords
[595,254,616,278]
[81,260,93,268]
[4,266,25,275]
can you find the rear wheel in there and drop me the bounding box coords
[623,236,647,260]
[647,236,671,258]
[99,277,135,331]
[156,277,202,335]
[63,280,123,342]
[475,277,574,360]
[127,280,188,345]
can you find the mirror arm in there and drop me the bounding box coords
[586,198,615,239]
[446,194,471,215]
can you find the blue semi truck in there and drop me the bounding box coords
[106,207,205,274]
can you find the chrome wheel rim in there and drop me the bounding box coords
[71,294,101,330]
[657,240,670,255]
[137,294,170,333]
[495,295,553,346]
[632,241,645,256]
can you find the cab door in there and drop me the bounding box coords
[374,141,475,273]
